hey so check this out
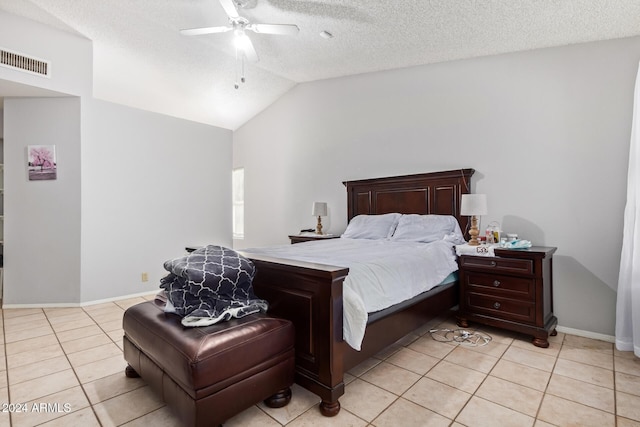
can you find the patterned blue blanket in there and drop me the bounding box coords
[160,245,268,327]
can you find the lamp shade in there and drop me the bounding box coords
[312,202,328,217]
[460,194,488,216]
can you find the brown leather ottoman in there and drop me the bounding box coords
[123,300,294,427]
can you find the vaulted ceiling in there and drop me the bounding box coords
[2,0,640,130]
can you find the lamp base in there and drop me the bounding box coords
[315,216,324,235]
[468,215,480,246]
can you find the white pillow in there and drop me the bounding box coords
[390,214,465,244]
[341,213,401,240]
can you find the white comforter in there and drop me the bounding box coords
[242,238,459,350]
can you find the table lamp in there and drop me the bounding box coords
[460,194,487,246]
[312,202,328,235]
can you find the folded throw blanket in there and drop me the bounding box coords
[160,245,268,327]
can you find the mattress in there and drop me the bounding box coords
[242,237,460,350]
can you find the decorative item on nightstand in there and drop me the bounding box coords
[460,194,487,246]
[485,221,501,244]
[312,202,328,235]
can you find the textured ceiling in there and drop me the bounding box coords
[2,0,640,129]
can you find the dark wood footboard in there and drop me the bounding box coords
[242,252,349,416]
[244,252,459,416]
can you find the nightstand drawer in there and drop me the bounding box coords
[467,293,535,324]
[465,272,534,300]
[460,256,533,275]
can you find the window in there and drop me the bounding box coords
[232,168,244,239]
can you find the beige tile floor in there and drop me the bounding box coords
[1,295,639,426]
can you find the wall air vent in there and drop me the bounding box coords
[0,47,50,78]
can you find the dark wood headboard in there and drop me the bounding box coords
[343,168,475,234]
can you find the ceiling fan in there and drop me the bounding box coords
[180,0,300,88]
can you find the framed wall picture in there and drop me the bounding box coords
[28,145,57,181]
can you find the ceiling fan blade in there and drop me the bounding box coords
[241,36,259,62]
[248,23,300,36]
[219,0,240,19]
[180,26,232,36]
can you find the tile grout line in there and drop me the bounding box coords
[613,352,618,427]
[78,299,174,426]
[383,324,468,423]
[348,361,419,425]
[79,303,153,427]
[449,335,507,425]
[41,306,106,427]
[3,308,53,426]
[357,326,468,424]
[531,335,563,426]
[80,302,170,426]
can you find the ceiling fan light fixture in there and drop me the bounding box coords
[234,32,251,50]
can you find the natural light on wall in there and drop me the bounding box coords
[232,168,244,239]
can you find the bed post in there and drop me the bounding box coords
[242,253,349,416]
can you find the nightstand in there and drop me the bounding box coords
[456,246,558,348]
[288,234,340,244]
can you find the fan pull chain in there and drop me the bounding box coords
[241,54,245,84]
[234,46,240,89]
[234,46,247,89]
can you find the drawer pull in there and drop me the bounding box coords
[489,261,497,267]
[493,280,501,287]
[493,302,501,309]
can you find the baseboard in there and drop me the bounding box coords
[81,290,159,307]
[556,325,615,343]
[2,290,158,309]
[2,302,82,309]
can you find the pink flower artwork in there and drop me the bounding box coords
[28,145,57,181]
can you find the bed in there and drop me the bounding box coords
[239,168,475,416]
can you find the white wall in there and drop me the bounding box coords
[3,97,232,305]
[4,97,82,304]
[234,36,640,336]
[0,11,92,97]
[80,99,232,302]
[1,12,234,305]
